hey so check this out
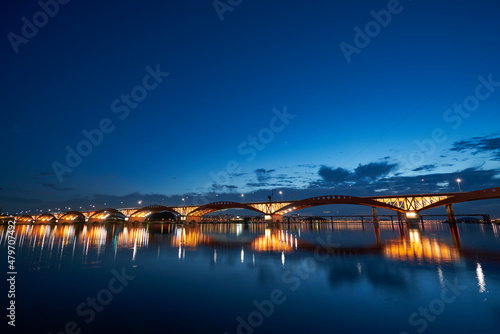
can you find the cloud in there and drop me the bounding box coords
[211,184,238,192]
[33,172,73,191]
[450,134,500,160]
[375,167,499,193]
[318,161,398,184]
[40,183,73,191]
[318,166,350,184]
[246,182,270,187]
[352,161,398,181]
[412,164,437,172]
[254,168,275,182]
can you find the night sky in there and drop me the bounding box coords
[1,0,500,215]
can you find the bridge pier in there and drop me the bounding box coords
[373,223,381,247]
[127,217,146,223]
[371,207,378,223]
[397,211,403,223]
[405,211,421,229]
[263,214,283,223]
[449,222,461,248]
[482,214,492,224]
[184,216,201,223]
[445,204,456,223]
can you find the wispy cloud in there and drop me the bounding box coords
[254,168,276,182]
[412,164,437,172]
[450,134,500,160]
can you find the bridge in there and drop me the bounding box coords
[7,187,500,224]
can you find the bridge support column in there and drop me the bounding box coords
[397,211,403,224]
[371,207,378,223]
[264,214,282,223]
[483,214,492,224]
[449,223,461,248]
[185,216,201,223]
[405,211,421,227]
[127,217,146,223]
[373,223,381,247]
[445,204,456,223]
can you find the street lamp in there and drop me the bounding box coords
[138,200,142,207]
[182,198,185,205]
[456,179,462,192]
[279,191,283,201]
[421,179,424,193]
[241,194,245,202]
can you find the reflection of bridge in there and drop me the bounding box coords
[171,223,500,265]
[4,222,500,267]
[10,187,500,224]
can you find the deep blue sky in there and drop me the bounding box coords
[1,0,500,215]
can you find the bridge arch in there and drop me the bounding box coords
[274,195,403,215]
[418,187,500,212]
[187,201,265,217]
[88,208,125,221]
[59,211,86,222]
[35,213,57,223]
[17,215,35,223]
[129,205,179,221]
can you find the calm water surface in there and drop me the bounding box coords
[2,222,500,334]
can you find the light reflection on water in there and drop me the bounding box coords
[2,222,499,267]
[1,221,500,333]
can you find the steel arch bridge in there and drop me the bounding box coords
[8,187,500,224]
[274,195,405,215]
[187,201,265,217]
[128,205,180,222]
[88,208,126,222]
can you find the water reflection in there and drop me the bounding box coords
[251,229,296,253]
[476,262,487,293]
[383,229,460,264]
[3,221,499,334]
[1,222,499,269]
